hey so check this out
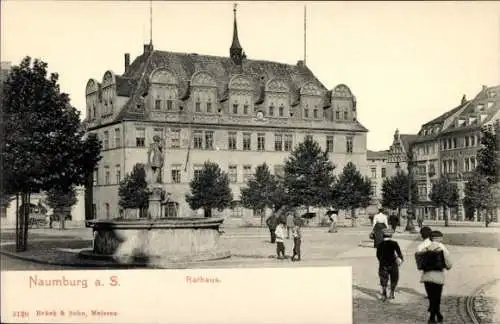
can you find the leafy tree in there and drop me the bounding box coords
[382,170,418,220]
[185,161,233,218]
[476,125,497,184]
[429,176,459,227]
[463,172,495,227]
[283,136,336,209]
[1,57,102,251]
[46,186,77,230]
[118,163,149,217]
[332,162,373,227]
[241,163,284,225]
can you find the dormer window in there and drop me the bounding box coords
[207,99,212,113]
[477,104,485,111]
[195,99,201,112]
[243,103,249,115]
[488,90,497,98]
[304,107,309,118]
[233,103,238,114]
[154,99,162,110]
[488,102,494,109]
[269,104,275,116]
[313,106,318,118]
[279,105,284,117]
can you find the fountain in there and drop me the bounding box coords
[81,135,230,266]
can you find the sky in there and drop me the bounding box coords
[1,1,499,151]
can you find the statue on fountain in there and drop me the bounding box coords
[147,135,165,184]
[147,135,166,219]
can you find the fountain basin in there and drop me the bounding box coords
[81,217,230,266]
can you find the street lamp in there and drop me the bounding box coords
[405,150,416,232]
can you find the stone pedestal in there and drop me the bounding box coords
[148,185,163,219]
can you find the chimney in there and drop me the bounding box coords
[297,60,304,67]
[461,94,467,105]
[143,43,154,54]
[124,53,130,73]
[482,85,488,92]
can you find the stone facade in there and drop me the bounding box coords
[84,8,369,221]
[366,150,398,208]
[387,86,500,222]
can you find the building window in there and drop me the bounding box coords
[381,168,386,178]
[274,133,283,151]
[313,109,318,118]
[171,164,181,183]
[243,133,251,151]
[170,129,181,148]
[193,165,203,179]
[92,203,96,219]
[335,111,340,120]
[155,99,162,110]
[344,111,348,120]
[228,132,237,150]
[470,156,476,170]
[166,99,173,110]
[471,135,476,146]
[243,104,249,115]
[452,138,457,149]
[205,131,214,149]
[116,167,121,184]
[195,101,201,112]
[114,128,121,147]
[279,105,284,117]
[257,133,265,151]
[136,128,145,147]
[165,202,178,218]
[193,131,203,149]
[269,105,275,116]
[105,203,110,219]
[305,134,313,141]
[346,136,353,153]
[464,158,470,172]
[105,170,110,185]
[465,136,469,147]
[243,165,252,182]
[326,136,334,152]
[284,134,293,151]
[103,131,109,150]
[233,103,238,114]
[229,165,237,183]
[304,108,309,118]
[371,167,377,179]
[207,101,212,113]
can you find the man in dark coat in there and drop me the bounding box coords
[389,213,399,232]
[266,214,279,243]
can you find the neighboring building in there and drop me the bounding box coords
[84,7,369,221]
[388,85,500,223]
[366,150,397,208]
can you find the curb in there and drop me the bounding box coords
[466,278,500,324]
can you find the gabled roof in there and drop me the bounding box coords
[422,101,469,127]
[400,134,418,153]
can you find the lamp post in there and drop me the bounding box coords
[405,150,416,232]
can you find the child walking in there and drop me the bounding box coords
[376,228,404,301]
[274,219,286,259]
[291,217,302,261]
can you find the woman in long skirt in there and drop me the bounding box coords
[372,208,389,248]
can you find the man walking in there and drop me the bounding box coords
[266,214,278,243]
[328,209,339,233]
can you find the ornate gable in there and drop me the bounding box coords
[150,68,178,85]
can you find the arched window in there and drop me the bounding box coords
[269,103,275,116]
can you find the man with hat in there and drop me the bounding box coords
[376,228,404,301]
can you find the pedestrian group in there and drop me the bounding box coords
[371,208,453,323]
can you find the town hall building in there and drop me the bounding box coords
[84,7,369,220]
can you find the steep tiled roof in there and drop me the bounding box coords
[367,150,389,160]
[400,134,418,153]
[422,101,468,127]
[115,50,331,121]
